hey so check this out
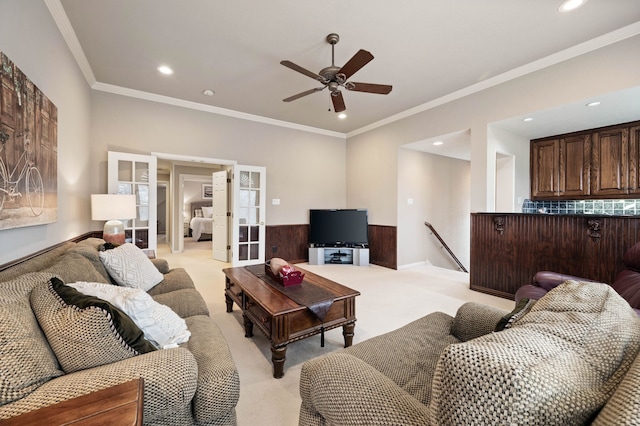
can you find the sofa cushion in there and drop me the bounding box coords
[179,315,240,423]
[147,268,195,296]
[69,239,113,283]
[0,272,63,405]
[151,288,209,318]
[30,277,156,373]
[344,311,459,406]
[430,280,640,425]
[68,281,190,349]
[99,243,163,291]
[44,251,110,284]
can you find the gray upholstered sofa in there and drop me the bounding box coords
[299,280,640,425]
[0,238,239,425]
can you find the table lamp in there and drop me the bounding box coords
[91,194,137,245]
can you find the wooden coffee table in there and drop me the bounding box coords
[223,265,360,378]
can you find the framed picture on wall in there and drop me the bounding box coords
[202,184,213,199]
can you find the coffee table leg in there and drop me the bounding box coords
[271,346,287,379]
[343,323,355,347]
[243,314,254,338]
[225,294,234,313]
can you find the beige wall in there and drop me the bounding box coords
[0,1,92,264]
[397,148,470,268]
[89,92,347,227]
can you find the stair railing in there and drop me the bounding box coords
[424,221,468,273]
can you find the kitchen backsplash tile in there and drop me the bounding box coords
[522,199,640,215]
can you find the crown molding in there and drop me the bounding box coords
[91,82,345,139]
[347,21,640,138]
[45,0,96,86]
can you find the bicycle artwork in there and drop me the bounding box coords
[0,130,44,216]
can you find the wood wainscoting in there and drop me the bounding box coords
[265,224,397,269]
[470,213,640,299]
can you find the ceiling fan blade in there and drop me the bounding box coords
[331,91,346,113]
[347,82,393,95]
[280,60,324,82]
[337,49,374,80]
[283,87,325,102]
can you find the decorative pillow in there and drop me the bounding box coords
[68,281,191,349]
[494,297,535,331]
[98,243,164,291]
[201,206,213,218]
[194,209,203,218]
[30,277,156,373]
[0,272,63,405]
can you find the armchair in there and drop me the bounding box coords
[516,241,640,315]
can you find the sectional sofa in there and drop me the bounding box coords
[0,237,239,425]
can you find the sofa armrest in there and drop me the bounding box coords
[451,302,509,342]
[0,348,198,423]
[299,352,431,426]
[150,258,170,274]
[533,270,599,291]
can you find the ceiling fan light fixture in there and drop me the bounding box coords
[338,113,347,119]
[280,33,392,112]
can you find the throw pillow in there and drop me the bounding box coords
[194,209,203,218]
[494,297,536,331]
[201,206,213,218]
[0,272,63,405]
[30,277,156,373]
[68,281,191,349]
[98,243,164,291]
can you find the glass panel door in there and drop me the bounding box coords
[231,165,265,266]
[108,151,157,250]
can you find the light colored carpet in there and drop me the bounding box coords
[157,242,514,426]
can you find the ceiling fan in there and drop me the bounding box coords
[280,33,392,113]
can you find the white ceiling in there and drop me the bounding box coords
[53,0,640,158]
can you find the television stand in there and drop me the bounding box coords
[308,247,369,266]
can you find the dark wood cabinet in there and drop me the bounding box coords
[560,134,591,197]
[591,125,629,196]
[531,120,640,200]
[629,125,640,194]
[531,139,560,198]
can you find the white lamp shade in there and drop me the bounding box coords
[91,194,137,221]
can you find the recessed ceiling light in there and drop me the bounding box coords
[203,89,215,96]
[523,117,534,122]
[586,101,601,107]
[558,0,587,12]
[433,141,443,146]
[338,113,347,119]
[157,65,174,75]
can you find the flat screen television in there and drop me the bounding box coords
[309,209,369,247]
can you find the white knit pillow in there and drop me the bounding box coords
[68,281,190,349]
[99,243,163,291]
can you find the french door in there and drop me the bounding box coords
[231,165,266,266]
[107,151,157,250]
[212,170,229,262]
